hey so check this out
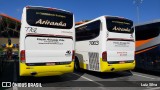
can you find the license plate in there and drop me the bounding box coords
[46,62,55,66]
[119,61,125,64]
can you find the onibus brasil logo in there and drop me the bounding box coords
[2,82,42,87]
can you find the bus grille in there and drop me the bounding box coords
[88,52,99,71]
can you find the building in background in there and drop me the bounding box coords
[0,14,20,59]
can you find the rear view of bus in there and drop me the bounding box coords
[75,16,135,72]
[19,6,75,77]
[102,17,135,72]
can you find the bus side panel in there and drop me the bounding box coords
[76,38,100,71]
[75,53,87,70]
[136,45,160,71]
[136,34,160,72]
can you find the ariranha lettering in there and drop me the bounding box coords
[112,26,130,32]
[36,19,66,27]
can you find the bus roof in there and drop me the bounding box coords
[25,6,73,14]
[134,19,160,27]
[75,20,91,25]
[76,15,132,28]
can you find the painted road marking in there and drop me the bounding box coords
[133,73,155,80]
[73,73,104,86]
[73,73,109,90]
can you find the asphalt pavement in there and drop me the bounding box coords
[0,59,160,90]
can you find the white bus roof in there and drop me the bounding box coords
[76,15,131,28]
[25,6,73,14]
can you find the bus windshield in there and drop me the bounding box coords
[26,8,73,29]
[106,17,133,34]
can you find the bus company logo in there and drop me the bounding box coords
[65,50,71,56]
[35,19,66,27]
[2,82,11,87]
[112,26,130,32]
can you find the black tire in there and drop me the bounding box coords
[74,57,80,71]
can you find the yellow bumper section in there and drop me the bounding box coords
[100,58,135,72]
[19,62,74,77]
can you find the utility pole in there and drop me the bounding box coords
[134,0,143,23]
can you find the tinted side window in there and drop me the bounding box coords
[135,22,160,41]
[76,20,101,41]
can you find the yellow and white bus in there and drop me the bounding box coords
[75,16,135,72]
[19,6,75,77]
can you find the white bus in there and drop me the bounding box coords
[19,6,75,77]
[75,16,135,72]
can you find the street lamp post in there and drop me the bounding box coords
[134,0,143,23]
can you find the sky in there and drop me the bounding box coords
[0,0,160,24]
